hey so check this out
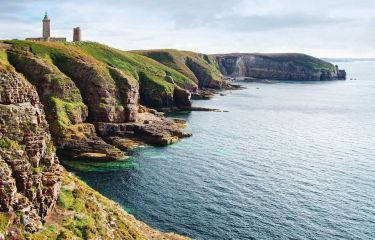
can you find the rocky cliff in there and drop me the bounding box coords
[214,53,346,81]
[0,48,63,234]
[0,43,187,239]
[2,40,192,161]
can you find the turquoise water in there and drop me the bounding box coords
[67,61,375,239]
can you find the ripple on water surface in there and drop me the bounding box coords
[67,61,375,240]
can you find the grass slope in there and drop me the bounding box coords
[6,40,197,109]
[135,49,223,88]
[77,42,197,92]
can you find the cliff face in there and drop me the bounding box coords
[0,44,188,239]
[214,53,347,81]
[79,42,196,109]
[0,55,62,233]
[3,41,192,161]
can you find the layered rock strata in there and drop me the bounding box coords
[0,65,62,232]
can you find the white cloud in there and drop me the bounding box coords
[0,0,374,57]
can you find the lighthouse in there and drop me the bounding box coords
[42,12,50,39]
[26,13,67,42]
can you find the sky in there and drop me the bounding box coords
[0,0,374,58]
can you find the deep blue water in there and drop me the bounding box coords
[67,61,375,240]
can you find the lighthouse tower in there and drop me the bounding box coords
[42,12,50,39]
[26,13,67,42]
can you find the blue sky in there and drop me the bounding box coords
[0,0,374,57]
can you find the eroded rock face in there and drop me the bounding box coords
[7,48,125,161]
[173,86,192,109]
[52,56,132,123]
[215,53,347,81]
[185,57,223,88]
[0,69,62,232]
[108,67,139,122]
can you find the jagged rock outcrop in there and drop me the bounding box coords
[96,106,191,147]
[214,53,347,81]
[0,65,62,233]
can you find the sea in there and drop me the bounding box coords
[64,61,375,240]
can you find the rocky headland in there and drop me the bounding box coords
[214,53,346,81]
[0,40,346,239]
[0,43,188,239]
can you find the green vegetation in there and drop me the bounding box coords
[0,213,11,234]
[138,72,174,107]
[5,40,194,109]
[45,96,86,135]
[24,225,60,240]
[31,166,44,175]
[259,53,335,72]
[135,49,223,87]
[2,172,156,239]
[57,188,75,209]
[76,42,198,107]
[0,50,8,64]
[21,121,38,132]
[0,137,21,150]
[77,42,196,90]
[52,173,145,239]
[0,49,12,72]
[7,49,83,103]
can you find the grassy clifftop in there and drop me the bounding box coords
[214,53,345,81]
[134,49,224,88]
[255,53,336,71]
[5,40,197,109]
[77,42,197,107]
[79,42,197,91]
[214,53,336,72]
